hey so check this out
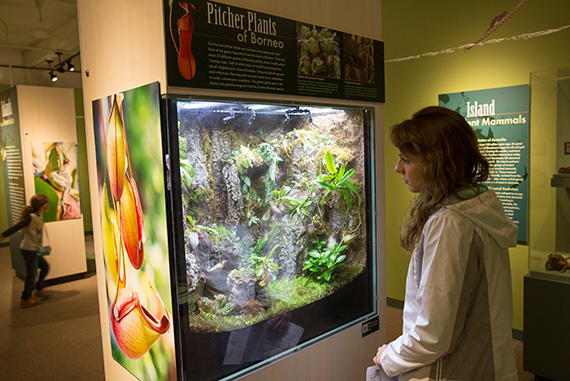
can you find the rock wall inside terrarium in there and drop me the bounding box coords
[176,102,370,332]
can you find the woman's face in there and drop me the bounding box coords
[395,150,425,193]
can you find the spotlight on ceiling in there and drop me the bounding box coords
[46,59,58,82]
[67,61,75,72]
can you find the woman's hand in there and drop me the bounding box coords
[373,344,388,366]
[0,235,5,242]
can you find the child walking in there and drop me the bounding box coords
[0,194,52,307]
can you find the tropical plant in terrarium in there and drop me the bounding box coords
[245,236,280,287]
[197,295,233,316]
[314,151,361,212]
[303,237,347,282]
[256,139,283,200]
[302,130,338,151]
[230,145,261,201]
[262,185,290,221]
[250,244,280,287]
[186,215,210,246]
[179,135,194,192]
[285,195,312,219]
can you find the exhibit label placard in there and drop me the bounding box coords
[0,88,25,236]
[164,0,385,102]
[439,85,529,243]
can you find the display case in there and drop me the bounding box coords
[524,67,570,379]
[162,97,377,380]
[527,67,570,272]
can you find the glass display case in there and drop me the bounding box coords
[162,97,377,380]
[524,67,570,380]
[528,67,570,279]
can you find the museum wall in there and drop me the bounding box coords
[0,85,92,243]
[382,0,570,332]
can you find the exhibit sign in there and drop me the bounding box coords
[164,0,385,102]
[32,141,81,222]
[0,87,26,260]
[92,82,176,379]
[439,84,529,243]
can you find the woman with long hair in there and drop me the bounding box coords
[373,106,518,380]
[0,194,51,307]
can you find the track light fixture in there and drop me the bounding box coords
[52,51,78,75]
[46,59,58,82]
[55,52,64,72]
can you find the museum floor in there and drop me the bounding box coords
[0,236,534,380]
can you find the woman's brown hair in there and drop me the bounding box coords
[20,194,50,220]
[390,106,489,251]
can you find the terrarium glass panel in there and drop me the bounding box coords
[166,99,376,380]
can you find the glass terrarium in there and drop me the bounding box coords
[162,97,377,380]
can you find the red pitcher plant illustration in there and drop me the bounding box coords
[169,0,197,79]
[101,93,170,359]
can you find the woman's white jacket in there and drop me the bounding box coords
[380,190,518,380]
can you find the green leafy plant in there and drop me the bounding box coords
[230,145,260,201]
[302,130,338,151]
[179,136,194,191]
[257,140,282,200]
[186,215,222,264]
[284,195,312,218]
[250,244,280,287]
[262,185,289,220]
[245,236,280,287]
[245,211,260,226]
[314,151,361,211]
[303,238,347,282]
[262,185,312,220]
[198,295,233,316]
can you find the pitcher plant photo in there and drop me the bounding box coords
[93,83,176,380]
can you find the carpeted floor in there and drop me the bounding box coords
[0,237,105,380]
[0,237,536,380]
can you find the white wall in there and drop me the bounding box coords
[17,85,87,279]
[77,0,386,379]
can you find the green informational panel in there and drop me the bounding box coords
[439,85,529,243]
[0,87,26,273]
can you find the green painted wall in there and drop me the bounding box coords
[0,86,92,244]
[382,0,570,331]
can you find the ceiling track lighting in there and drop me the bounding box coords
[52,51,78,75]
[46,59,58,82]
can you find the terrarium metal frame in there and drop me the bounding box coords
[162,96,377,381]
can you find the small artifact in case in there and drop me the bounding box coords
[545,253,570,272]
